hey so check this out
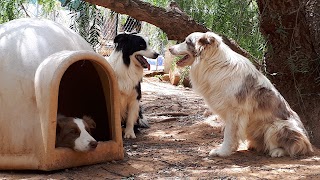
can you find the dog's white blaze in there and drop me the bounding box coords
[135,47,157,59]
[170,43,189,55]
[73,118,96,151]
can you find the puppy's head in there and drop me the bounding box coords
[114,33,159,70]
[56,115,98,152]
[169,32,222,67]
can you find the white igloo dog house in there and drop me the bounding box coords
[0,18,123,170]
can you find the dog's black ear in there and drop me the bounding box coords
[114,33,129,44]
[83,115,96,129]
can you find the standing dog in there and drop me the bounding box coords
[169,32,313,157]
[108,33,159,138]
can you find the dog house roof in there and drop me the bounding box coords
[0,18,94,133]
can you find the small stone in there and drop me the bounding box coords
[132,145,138,149]
[161,74,170,81]
[171,105,179,111]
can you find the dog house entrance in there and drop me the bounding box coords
[57,60,112,141]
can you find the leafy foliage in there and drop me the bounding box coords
[0,0,27,23]
[60,0,103,50]
[177,0,265,61]
[0,0,58,24]
[145,0,265,61]
[38,0,57,15]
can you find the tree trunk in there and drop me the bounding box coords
[257,0,320,147]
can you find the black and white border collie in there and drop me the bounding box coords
[108,33,159,138]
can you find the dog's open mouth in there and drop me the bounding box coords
[176,54,190,67]
[135,55,150,70]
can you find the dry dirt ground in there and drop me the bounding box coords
[1,77,320,179]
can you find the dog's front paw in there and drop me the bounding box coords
[124,128,136,139]
[269,148,285,157]
[209,148,232,157]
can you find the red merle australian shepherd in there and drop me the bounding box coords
[169,32,313,157]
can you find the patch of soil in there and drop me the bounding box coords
[1,77,319,179]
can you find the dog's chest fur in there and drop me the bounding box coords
[107,51,142,120]
[108,51,143,93]
[189,44,265,115]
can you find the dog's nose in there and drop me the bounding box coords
[168,47,173,53]
[89,141,98,149]
[153,52,159,58]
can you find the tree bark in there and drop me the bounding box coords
[257,0,320,147]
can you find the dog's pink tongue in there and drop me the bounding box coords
[141,58,150,70]
[142,58,150,71]
[136,55,151,70]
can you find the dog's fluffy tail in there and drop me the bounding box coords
[277,125,313,156]
[265,121,313,157]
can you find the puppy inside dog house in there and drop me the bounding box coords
[0,18,123,170]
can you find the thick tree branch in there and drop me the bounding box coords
[84,0,259,63]
[84,0,208,40]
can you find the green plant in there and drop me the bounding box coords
[178,66,190,86]
[0,0,56,24]
[0,0,22,23]
[177,0,265,61]
[60,0,103,50]
[170,56,190,86]
[144,0,265,62]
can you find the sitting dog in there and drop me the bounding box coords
[169,32,313,157]
[107,33,159,138]
[56,114,98,152]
